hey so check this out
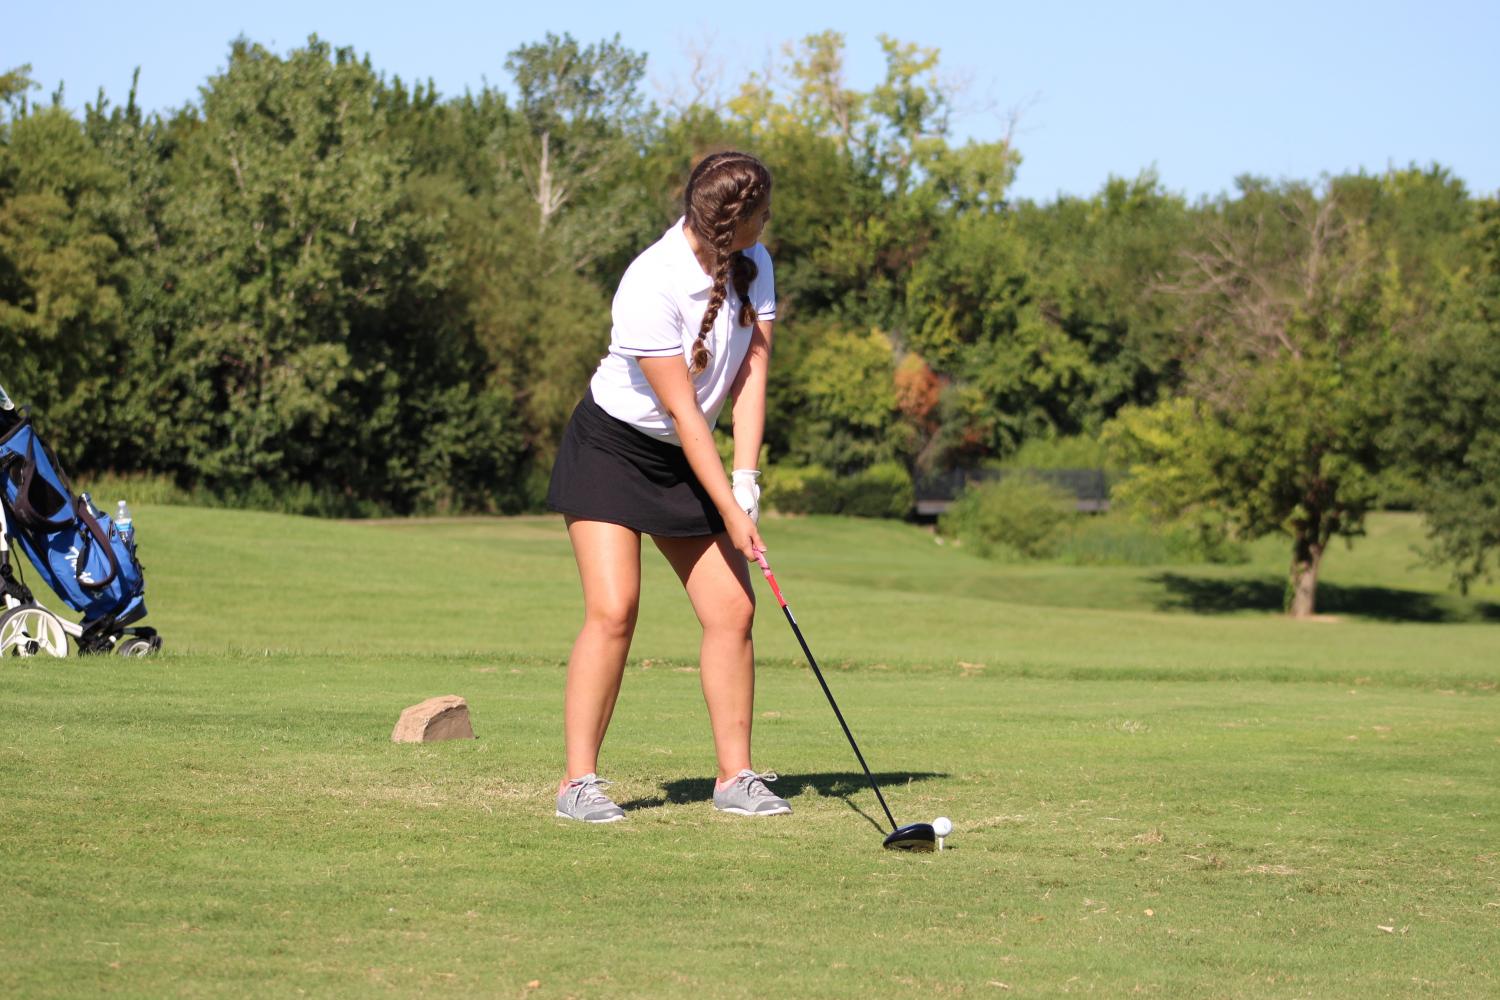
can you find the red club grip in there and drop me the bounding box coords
[754,550,788,608]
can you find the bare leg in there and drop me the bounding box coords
[653,533,757,783]
[561,517,642,791]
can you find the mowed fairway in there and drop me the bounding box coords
[2,509,1497,997]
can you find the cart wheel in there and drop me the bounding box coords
[114,635,158,657]
[0,605,70,658]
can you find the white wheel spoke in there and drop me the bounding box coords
[0,606,70,658]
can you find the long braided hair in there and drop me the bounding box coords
[683,151,772,376]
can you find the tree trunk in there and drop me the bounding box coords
[535,131,557,232]
[1287,533,1324,618]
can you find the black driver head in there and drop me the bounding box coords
[882,822,937,852]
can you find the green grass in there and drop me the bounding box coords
[2,509,1498,997]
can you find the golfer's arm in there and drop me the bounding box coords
[728,318,773,470]
[637,355,738,518]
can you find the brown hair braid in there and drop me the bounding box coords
[683,151,772,375]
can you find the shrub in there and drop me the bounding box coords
[764,464,839,514]
[1002,434,1113,471]
[841,462,915,518]
[765,462,915,518]
[1157,511,1250,564]
[939,474,1073,558]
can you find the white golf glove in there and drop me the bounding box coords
[731,468,761,524]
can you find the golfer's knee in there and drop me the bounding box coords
[585,600,638,641]
[704,593,754,638]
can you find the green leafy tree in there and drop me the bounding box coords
[76,74,191,475]
[864,35,949,194]
[10,33,1494,530]
[927,137,1019,217]
[904,209,1090,463]
[1013,172,1193,428]
[380,77,616,495]
[155,37,522,512]
[1107,182,1397,616]
[779,322,901,472]
[729,32,953,325]
[1392,197,1500,591]
[1329,165,1474,311]
[0,64,38,115]
[0,87,131,456]
[503,33,655,276]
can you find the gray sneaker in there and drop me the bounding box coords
[555,773,626,823]
[713,769,792,816]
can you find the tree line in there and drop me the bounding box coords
[2,32,1497,613]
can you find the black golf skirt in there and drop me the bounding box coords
[546,390,726,538]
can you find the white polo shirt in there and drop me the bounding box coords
[590,217,776,444]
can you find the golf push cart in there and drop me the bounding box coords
[0,379,159,658]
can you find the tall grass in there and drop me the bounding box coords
[68,470,389,518]
[68,470,192,507]
[1055,511,1249,565]
[939,476,1247,566]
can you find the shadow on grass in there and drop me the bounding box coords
[621,771,947,833]
[1152,573,1500,623]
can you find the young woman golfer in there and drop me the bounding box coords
[545,151,789,823]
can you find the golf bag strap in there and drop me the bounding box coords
[6,432,76,531]
[71,494,120,591]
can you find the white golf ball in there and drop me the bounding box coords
[933,816,953,837]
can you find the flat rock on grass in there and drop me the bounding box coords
[392,695,475,742]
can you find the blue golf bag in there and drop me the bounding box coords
[0,398,157,655]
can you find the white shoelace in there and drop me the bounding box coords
[568,775,615,807]
[738,770,780,797]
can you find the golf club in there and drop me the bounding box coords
[753,550,937,852]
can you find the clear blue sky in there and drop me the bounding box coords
[8,0,1497,203]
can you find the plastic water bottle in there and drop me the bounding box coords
[116,500,133,543]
